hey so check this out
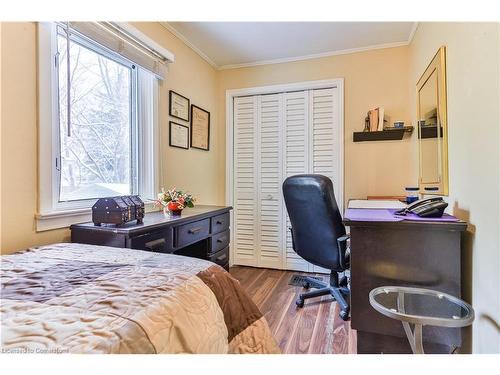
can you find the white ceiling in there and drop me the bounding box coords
[164,22,417,69]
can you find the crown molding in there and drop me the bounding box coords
[218,41,409,70]
[407,22,419,44]
[160,22,218,68]
[162,22,418,71]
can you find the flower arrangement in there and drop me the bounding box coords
[154,187,195,215]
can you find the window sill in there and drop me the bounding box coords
[35,202,157,232]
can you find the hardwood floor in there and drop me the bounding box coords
[230,266,357,354]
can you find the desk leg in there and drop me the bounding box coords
[414,324,424,354]
[398,292,424,354]
[401,321,424,354]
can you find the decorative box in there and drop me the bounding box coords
[92,195,144,226]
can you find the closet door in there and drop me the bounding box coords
[258,94,283,268]
[309,87,340,274]
[233,96,258,266]
[283,91,311,272]
[310,88,340,198]
[232,86,341,273]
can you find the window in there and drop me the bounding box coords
[56,27,138,202]
[37,22,169,231]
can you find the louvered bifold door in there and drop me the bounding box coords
[283,91,310,272]
[310,88,338,187]
[258,94,284,269]
[309,87,340,273]
[233,87,341,272]
[233,96,258,266]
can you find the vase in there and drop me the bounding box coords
[166,202,183,216]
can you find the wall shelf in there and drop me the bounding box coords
[418,125,443,139]
[353,126,414,142]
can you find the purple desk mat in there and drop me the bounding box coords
[344,208,460,222]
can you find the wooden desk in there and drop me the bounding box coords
[343,215,467,354]
[71,205,232,270]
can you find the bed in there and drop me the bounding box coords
[0,243,280,354]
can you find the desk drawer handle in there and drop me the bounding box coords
[145,238,166,251]
[216,253,227,262]
[188,227,202,234]
[216,220,223,225]
[217,237,226,243]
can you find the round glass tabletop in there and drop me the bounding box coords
[369,286,474,328]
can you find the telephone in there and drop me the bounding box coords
[395,197,448,218]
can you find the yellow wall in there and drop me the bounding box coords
[217,46,414,207]
[0,26,422,253]
[0,22,222,254]
[409,22,500,354]
[130,23,223,205]
[1,23,69,252]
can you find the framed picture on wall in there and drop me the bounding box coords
[169,121,189,150]
[169,90,190,122]
[190,105,210,151]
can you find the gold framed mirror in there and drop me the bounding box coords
[417,46,448,195]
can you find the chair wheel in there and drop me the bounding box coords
[296,298,305,308]
[302,282,310,289]
[339,310,349,321]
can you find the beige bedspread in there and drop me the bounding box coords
[0,243,280,354]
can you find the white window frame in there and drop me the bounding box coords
[36,22,160,231]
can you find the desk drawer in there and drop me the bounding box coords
[210,229,230,254]
[209,246,229,268]
[211,212,229,234]
[175,218,210,248]
[131,230,169,253]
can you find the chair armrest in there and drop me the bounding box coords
[337,234,350,270]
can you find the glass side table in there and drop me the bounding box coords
[369,286,475,354]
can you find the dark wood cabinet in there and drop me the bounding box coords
[70,205,232,270]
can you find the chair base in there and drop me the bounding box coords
[295,273,350,321]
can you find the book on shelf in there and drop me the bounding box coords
[369,108,379,131]
[368,107,385,131]
[377,107,385,131]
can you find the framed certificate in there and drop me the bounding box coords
[169,90,190,122]
[190,105,210,151]
[169,121,189,149]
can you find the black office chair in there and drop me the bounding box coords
[282,174,350,321]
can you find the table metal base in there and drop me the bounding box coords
[398,292,424,354]
[402,321,424,354]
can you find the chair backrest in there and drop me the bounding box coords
[282,174,346,271]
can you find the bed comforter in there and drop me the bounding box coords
[0,243,280,354]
